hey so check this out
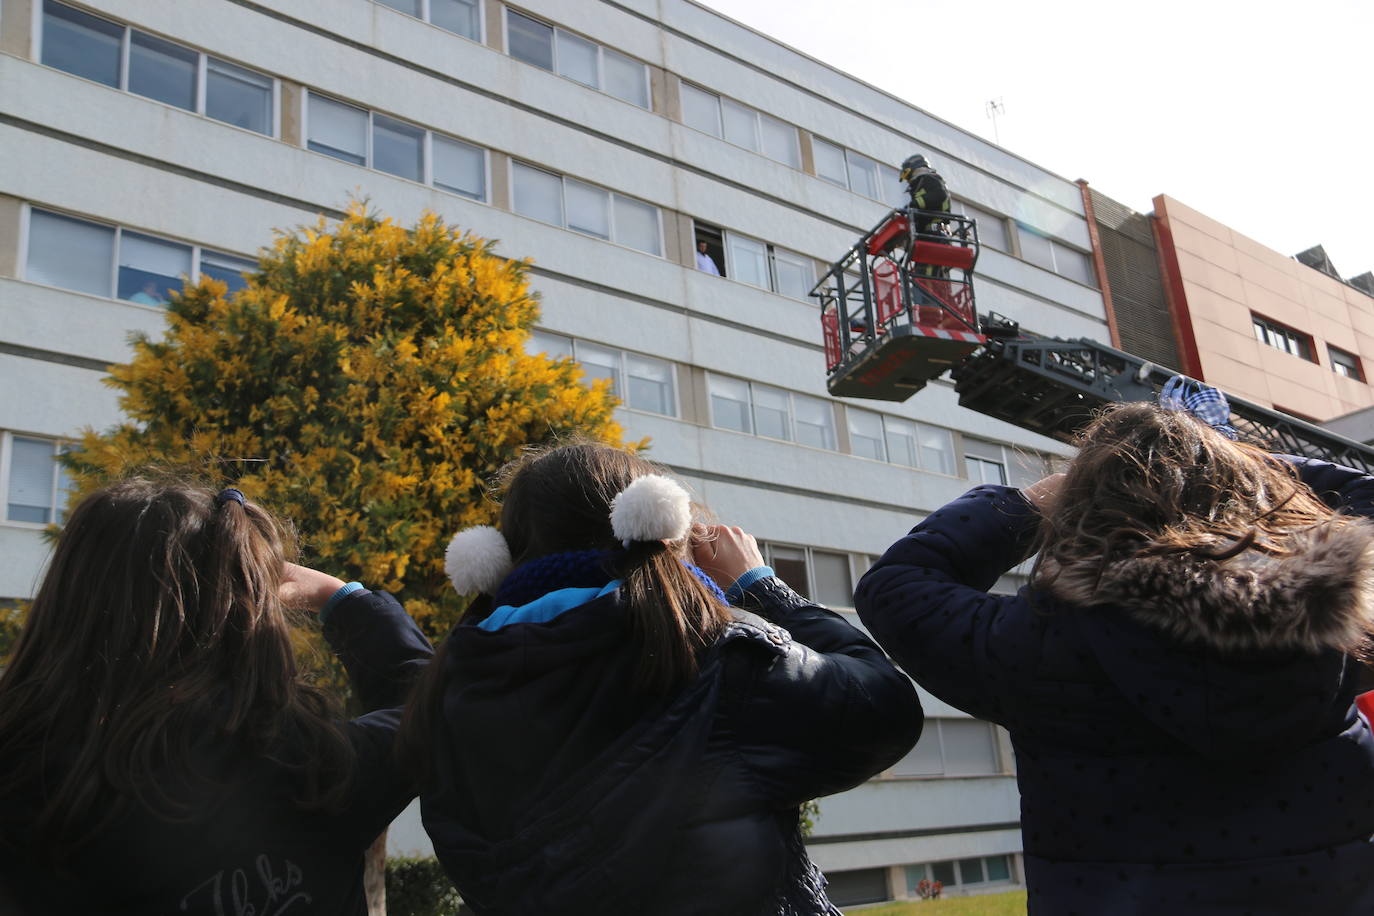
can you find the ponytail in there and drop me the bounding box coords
[616,542,731,695]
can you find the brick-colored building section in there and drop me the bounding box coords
[1153,195,1374,421]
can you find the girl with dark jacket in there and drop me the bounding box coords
[855,401,1374,915]
[400,442,921,915]
[0,478,432,915]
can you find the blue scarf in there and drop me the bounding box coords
[491,549,727,610]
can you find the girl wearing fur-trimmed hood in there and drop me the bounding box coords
[856,401,1374,915]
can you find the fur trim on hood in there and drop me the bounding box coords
[1041,519,1374,654]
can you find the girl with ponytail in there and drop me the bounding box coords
[400,442,921,915]
[0,477,432,915]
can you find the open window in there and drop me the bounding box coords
[692,222,726,278]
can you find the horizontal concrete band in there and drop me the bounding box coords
[0,341,112,373]
[806,820,1022,846]
[0,342,930,515]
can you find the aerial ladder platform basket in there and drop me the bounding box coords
[812,208,1374,471]
[813,208,983,400]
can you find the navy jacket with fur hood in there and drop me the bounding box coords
[421,575,921,916]
[855,460,1374,916]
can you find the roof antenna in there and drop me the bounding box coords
[986,98,1006,146]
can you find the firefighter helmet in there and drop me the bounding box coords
[899,154,930,182]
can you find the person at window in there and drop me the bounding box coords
[695,240,722,276]
[128,278,166,306]
[400,442,920,915]
[855,399,1374,915]
[0,478,433,916]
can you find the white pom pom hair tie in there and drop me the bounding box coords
[445,525,514,595]
[610,474,692,548]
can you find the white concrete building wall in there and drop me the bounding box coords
[1,0,1112,902]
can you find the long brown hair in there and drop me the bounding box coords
[1032,402,1337,595]
[399,442,731,784]
[0,476,354,853]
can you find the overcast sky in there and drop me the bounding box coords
[698,0,1373,279]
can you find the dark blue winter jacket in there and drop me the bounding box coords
[855,460,1374,915]
[421,575,921,916]
[0,589,433,916]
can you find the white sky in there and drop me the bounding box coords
[698,0,1374,278]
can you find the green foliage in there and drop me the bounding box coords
[68,202,624,640]
[800,798,820,836]
[385,857,461,916]
[0,601,26,663]
[844,890,1027,915]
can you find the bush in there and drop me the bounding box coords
[385,857,462,916]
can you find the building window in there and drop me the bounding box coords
[848,410,957,473]
[307,94,368,165]
[726,233,770,289]
[304,92,489,202]
[891,718,1000,777]
[681,82,722,135]
[846,150,881,200]
[793,395,836,449]
[199,250,256,294]
[40,2,276,136]
[888,417,957,475]
[956,200,1009,253]
[809,135,901,203]
[3,434,72,525]
[967,456,1007,485]
[505,10,649,108]
[431,0,480,40]
[751,384,791,440]
[964,439,1008,485]
[707,374,837,447]
[1330,346,1365,381]
[512,163,662,255]
[128,30,198,111]
[771,247,814,300]
[906,855,1013,895]
[1015,224,1095,285]
[848,408,886,461]
[527,331,676,416]
[432,136,486,200]
[826,868,890,908]
[811,136,846,187]
[848,152,902,205]
[375,0,481,41]
[117,232,192,304]
[23,207,254,304]
[40,0,123,88]
[693,222,814,300]
[1252,314,1314,361]
[810,549,853,607]
[760,544,858,607]
[372,115,425,182]
[708,374,752,433]
[26,208,115,298]
[678,83,799,167]
[205,58,274,135]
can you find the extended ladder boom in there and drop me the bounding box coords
[955,316,1374,473]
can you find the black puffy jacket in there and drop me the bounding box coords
[0,590,433,916]
[421,575,922,916]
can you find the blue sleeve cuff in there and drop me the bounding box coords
[726,566,774,603]
[320,581,366,624]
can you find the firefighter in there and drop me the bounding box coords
[899,154,950,240]
[899,154,952,285]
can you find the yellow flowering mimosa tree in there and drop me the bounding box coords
[66,203,624,640]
